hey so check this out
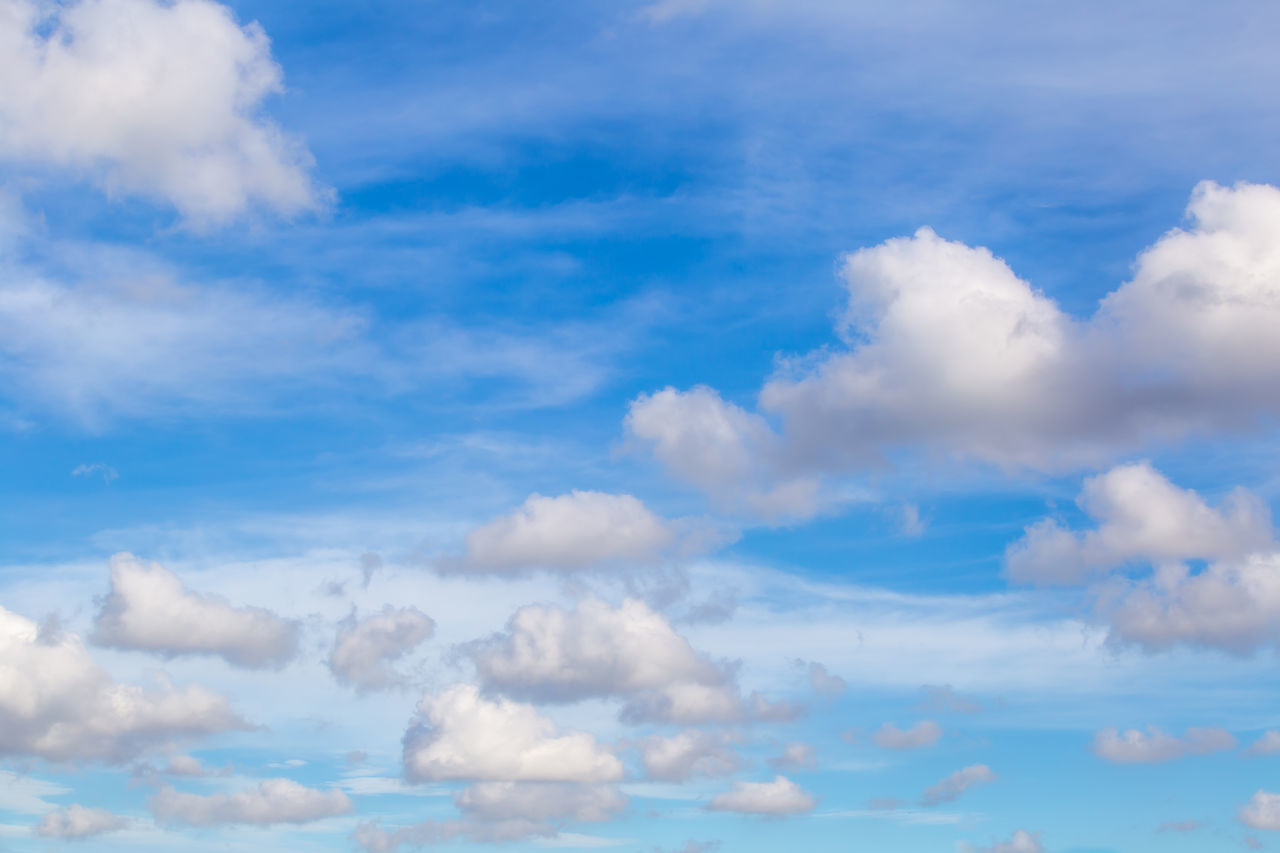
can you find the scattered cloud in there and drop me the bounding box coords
[805,661,846,698]
[960,829,1044,853]
[92,553,299,668]
[1240,791,1280,831]
[767,742,816,770]
[1248,731,1280,757]
[71,462,118,483]
[873,721,942,750]
[706,776,816,816]
[402,683,623,783]
[329,605,435,692]
[150,779,352,826]
[921,765,996,806]
[641,730,742,781]
[35,804,129,838]
[1092,726,1236,763]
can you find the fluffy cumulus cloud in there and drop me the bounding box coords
[921,764,996,806]
[92,553,298,668]
[706,776,816,816]
[329,605,435,692]
[628,183,1280,518]
[150,779,352,826]
[1248,731,1280,756]
[36,804,128,838]
[0,0,324,222]
[444,491,720,574]
[767,741,816,770]
[1007,465,1280,654]
[1240,791,1280,831]
[1091,726,1236,763]
[873,720,942,750]
[641,730,742,781]
[402,683,622,783]
[0,604,245,762]
[466,597,779,724]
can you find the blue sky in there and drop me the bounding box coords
[2,0,1280,850]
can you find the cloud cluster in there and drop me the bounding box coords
[706,776,816,815]
[36,804,128,838]
[92,553,299,668]
[329,605,435,692]
[402,683,622,783]
[150,779,352,826]
[628,182,1280,518]
[0,604,245,762]
[466,597,788,724]
[0,0,324,222]
[1091,726,1235,763]
[1008,464,1280,654]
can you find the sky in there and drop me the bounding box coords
[1,0,1280,850]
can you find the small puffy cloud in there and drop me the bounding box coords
[706,776,815,816]
[1240,791,1280,831]
[92,553,298,668]
[767,742,816,770]
[1008,465,1280,654]
[962,829,1044,853]
[629,183,1280,519]
[1248,731,1280,756]
[920,764,996,806]
[402,683,622,783]
[466,597,763,725]
[454,781,625,824]
[1006,462,1272,585]
[36,804,128,838]
[329,606,435,692]
[150,779,352,826]
[1091,726,1235,763]
[0,0,325,222]
[805,661,846,698]
[444,491,721,575]
[641,730,742,781]
[0,603,245,762]
[71,462,118,483]
[873,721,942,750]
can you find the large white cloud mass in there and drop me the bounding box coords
[92,553,299,668]
[0,0,324,222]
[329,605,435,692]
[149,779,352,826]
[628,182,1280,518]
[0,603,245,762]
[401,683,623,783]
[1007,464,1280,654]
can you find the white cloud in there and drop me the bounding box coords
[454,781,625,824]
[1248,731,1280,756]
[873,721,942,750]
[92,553,298,668]
[149,778,352,826]
[962,829,1045,853]
[920,765,996,806]
[1091,726,1235,763]
[0,0,324,222]
[0,603,245,762]
[641,731,742,781]
[806,661,846,698]
[329,605,435,692]
[1006,462,1272,585]
[35,804,129,839]
[444,491,717,575]
[467,597,776,725]
[1240,791,1280,831]
[629,183,1280,517]
[706,776,815,816]
[767,742,816,770]
[402,683,623,783]
[1008,465,1280,654]
[71,462,118,483]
